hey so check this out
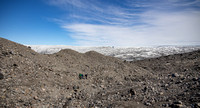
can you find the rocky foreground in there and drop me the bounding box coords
[0,37,200,108]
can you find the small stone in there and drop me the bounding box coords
[129,88,136,96]
[41,88,45,91]
[21,90,25,94]
[2,88,6,92]
[179,74,184,78]
[175,80,182,84]
[162,103,169,107]
[151,87,155,91]
[24,102,31,106]
[33,96,38,100]
[91,84,96,88]
[118,82,123,85]
[100,85,105,88]
[9,51,14,54]
[181,77,185,80]
[143,87,148,92]
[174,101,182,105]
[144,102,151,106]
[13,64,18,67]
[73,85,79,90]
[0,73,4,80]
[172,101,183,108]
[194,103,200,108]
[40,98,45,101]
[192,77,198,81]
[196,81,200,85]
[172,73,179,77]
[173,104,183,108]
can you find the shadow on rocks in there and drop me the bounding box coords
[0,72,4,80]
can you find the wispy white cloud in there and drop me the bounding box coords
[48,0,86,9]
[46,0,200,46]
[47,0,141,25]
[63,11,200,46]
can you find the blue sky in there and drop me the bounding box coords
[0,0,200,46]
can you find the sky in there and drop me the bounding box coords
[0,0,200,46]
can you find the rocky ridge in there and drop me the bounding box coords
[0,37,200,108]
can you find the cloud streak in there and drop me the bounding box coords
[47,0,200,46]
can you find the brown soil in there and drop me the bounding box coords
[0,37,199,108]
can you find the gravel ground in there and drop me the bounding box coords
[0,37,200,108]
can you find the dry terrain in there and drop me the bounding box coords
[0,37,200,108]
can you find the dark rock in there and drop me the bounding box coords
[194,65,200,71]
[172,73,179,77]
[128,88,136,96]
[189,97,198,102]
[172,104,183,108]
[162,103,169,107]
[173,101,182,105]
[2,51,9,56]
[9,51,13,55]
[19,54,23,56]
[181,77,185,80]
[175,80,182,84]
[124,76,129,81]
[171,101,183,108]
[143,87,148,92]
[24,102,32,106]
[0,72,4,80]
[13,64,18,67]
[192,77,198,81]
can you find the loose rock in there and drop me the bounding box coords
[0,72,4,80]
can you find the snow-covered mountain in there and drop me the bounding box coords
[29,45,200,61]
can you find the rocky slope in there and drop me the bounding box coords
[132,50,200,108]
[0,37,200,108]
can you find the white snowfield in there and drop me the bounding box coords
[29,45,200,61]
